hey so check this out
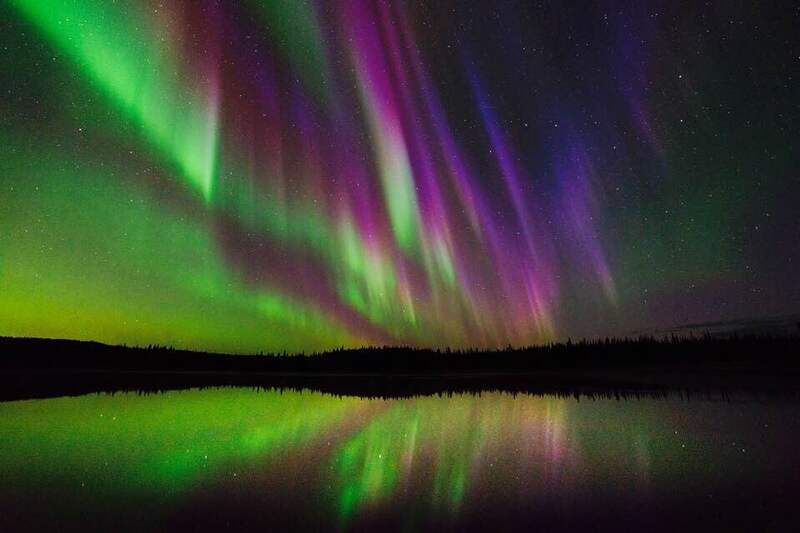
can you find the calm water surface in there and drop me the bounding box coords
[1,388,799,531]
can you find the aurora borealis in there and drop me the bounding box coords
[1,1,798,352]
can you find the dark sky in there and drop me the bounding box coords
[1,0,798,352]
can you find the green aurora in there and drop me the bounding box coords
[2,0,796,351]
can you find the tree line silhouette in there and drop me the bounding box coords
[1,334,799,401]
[1,333,798,373]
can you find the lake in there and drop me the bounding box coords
[1,388,799,531]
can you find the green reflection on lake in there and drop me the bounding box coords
[1,388,798,531]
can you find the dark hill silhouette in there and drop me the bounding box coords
[1,334,799,401]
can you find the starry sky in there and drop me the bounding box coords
[1,0,798,353]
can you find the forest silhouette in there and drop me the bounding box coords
[1,334,799,401]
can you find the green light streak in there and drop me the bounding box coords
[9,0,220,201]
[335,217,418,333]
[354,71,421,253]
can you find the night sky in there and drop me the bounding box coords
[1,0,798,353]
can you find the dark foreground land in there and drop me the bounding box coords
[2,335,799,401]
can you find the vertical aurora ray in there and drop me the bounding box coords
[468,67,559,335]
[344,0,422,254]
[3,0,793,350]
[554,139,618,304]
